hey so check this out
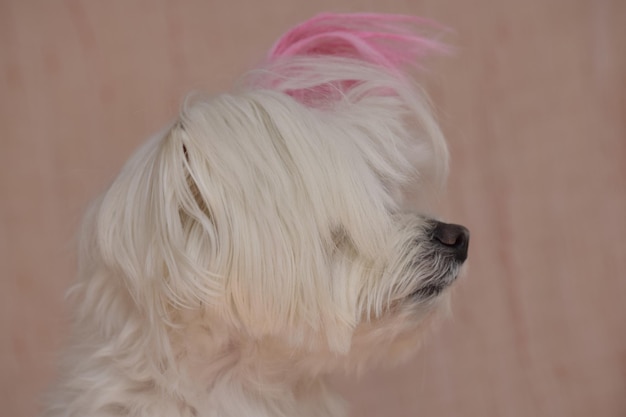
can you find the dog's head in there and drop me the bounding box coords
[89,14,468,371]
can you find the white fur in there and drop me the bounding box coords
[43,56,460,417]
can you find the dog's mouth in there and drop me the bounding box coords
[409,283,446,299]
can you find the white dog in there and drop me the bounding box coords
[43,13,469,417]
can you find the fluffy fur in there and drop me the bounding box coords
[43,13,468,417]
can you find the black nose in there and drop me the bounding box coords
[432,221,470,262]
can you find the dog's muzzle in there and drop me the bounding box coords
[431,221,469,262]
[409,221,470,299]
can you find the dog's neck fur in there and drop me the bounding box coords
[46,282,348,417]
[169,313,347,417]
[193,367,344,417]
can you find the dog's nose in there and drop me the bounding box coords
[432,221,470,262]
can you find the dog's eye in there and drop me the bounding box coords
[331,226,348,247]
[331,225,357,252]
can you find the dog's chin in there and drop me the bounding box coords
[343,297,451,373]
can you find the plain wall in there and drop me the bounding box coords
[1,1,625,416]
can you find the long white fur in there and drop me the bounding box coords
[43,53,452,417]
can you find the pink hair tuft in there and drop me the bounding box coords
[268,13,449,74]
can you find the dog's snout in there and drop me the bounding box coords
[432,221,470,262]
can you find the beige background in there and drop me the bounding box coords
[1,1,625,416]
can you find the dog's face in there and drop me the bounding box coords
[94,69,468,373]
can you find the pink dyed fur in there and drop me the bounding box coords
[268,13,448,73]
[256,13,448,106]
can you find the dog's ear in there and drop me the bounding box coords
[93,122,221,325]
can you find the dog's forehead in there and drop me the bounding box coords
[183,93,369,189]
